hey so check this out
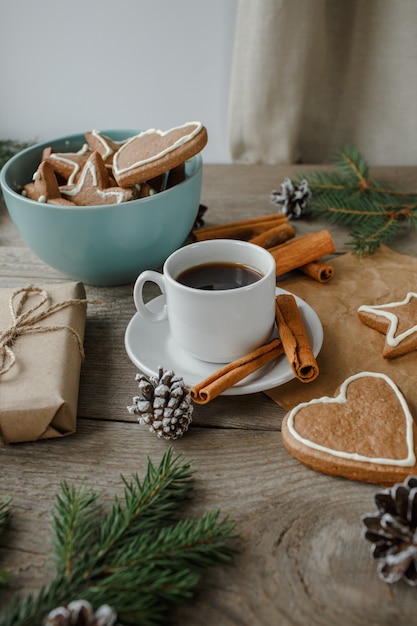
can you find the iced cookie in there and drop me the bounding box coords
[85,130,127,167]
[23,160,62,203]
[46,197,76,206]
[45,145,91,185]
[358,293,417,359]
[113,122,207,188]
[59,151,134,206]
[281,372,417,485]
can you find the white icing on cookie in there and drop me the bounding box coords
[358,293,417,347]
[113,122,203,175]
[61,159,128,204]
[287,372,416,466]
[90,130,125,160]
[50,154,83,186]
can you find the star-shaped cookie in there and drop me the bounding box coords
[358,292,417,358]
[85,130,127,167]
[59,151,134,206]
[45,145,91,185]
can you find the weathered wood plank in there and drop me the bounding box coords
[0,420,413,625]
[1,164,417,625]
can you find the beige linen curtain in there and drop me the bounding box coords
[228,0,417,165]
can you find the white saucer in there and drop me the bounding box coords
[124,287,323,396]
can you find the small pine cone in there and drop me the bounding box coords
[44,600,118,626]
[270,177,311,219]
[362,475,417,585]
[127,366,193,440]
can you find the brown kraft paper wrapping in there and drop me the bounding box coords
[0,282,87,444]
[266,246,417,415]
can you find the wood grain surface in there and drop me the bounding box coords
[1,164,417,625]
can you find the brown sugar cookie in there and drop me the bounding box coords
[281,372,417,486]
[45,146,91,185]
[358,293,417,358]
[23,160,62,203]
[84,130,127,167]
[59,151,134,206]
[47,197,76,206]
[112,122,208,188]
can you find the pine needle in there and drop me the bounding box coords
[292,145,417,254]
[333,143,369,188]
[0,140,33,171]
[0,449,238,626]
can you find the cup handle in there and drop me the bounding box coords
[133,270,167,322]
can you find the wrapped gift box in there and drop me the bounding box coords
[0,282,87,444]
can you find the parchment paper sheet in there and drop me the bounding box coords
[0,282,86,444]
[267,246,417,414]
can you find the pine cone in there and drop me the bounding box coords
[270,177,311,219]
[44,599,118,626]
[127,367,193,440]
[362,475,417,585]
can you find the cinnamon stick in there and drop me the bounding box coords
[275,294,319,383]
[193,213,288,241]
[189,338,283,404]
[249,222,296,248]
[269,229,335,277]
[299,260,334,283]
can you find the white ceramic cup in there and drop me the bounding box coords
[133,239,277,363]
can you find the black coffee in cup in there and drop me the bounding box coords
[176,262,263,290]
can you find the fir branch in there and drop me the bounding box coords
[0,140,33,171]
[291,144,417,254]
[0,449,238,626]
[333,143,369,190]
[350,214,403,255]
[51,481,101,579]
[96,448,195,560]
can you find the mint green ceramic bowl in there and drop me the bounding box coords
[0,130,203,286]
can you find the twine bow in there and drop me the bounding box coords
[0,285,89,376]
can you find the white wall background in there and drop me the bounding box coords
[0,0,238,163]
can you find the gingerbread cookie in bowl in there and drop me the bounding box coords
[22,161,74,205]
[59,151,134,206]
[85,129,127,167]
[358,293,417,359]
[45,147,90,185]
[281,372,417,486]
[113,122,208,187]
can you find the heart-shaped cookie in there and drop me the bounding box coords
[281,372,417,485]
[113,122,208,187]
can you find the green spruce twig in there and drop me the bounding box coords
[0,140,33,171]
[0,140,34,200]
[0,448,238,626]
[293,144,417,254]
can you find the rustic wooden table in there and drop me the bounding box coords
[1,164,417,625]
